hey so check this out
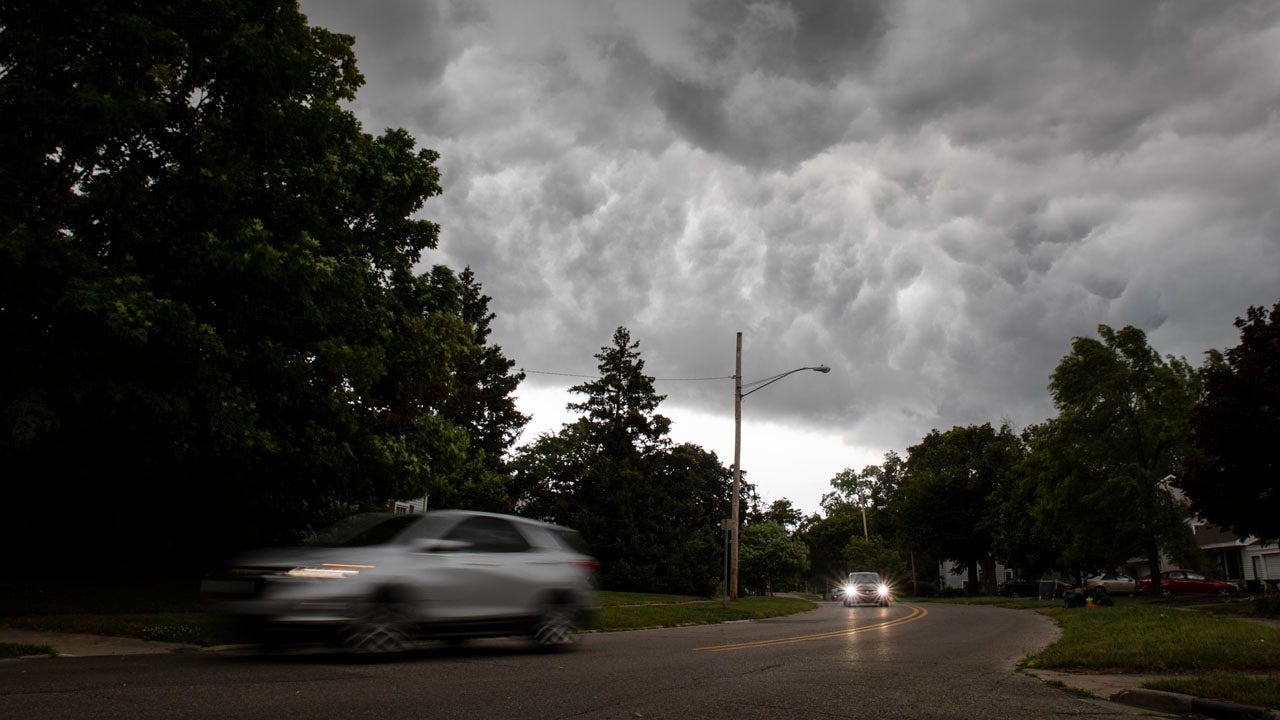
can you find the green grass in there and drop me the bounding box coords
[911,594,1280,709]
[589,596,815,631]
[1042,679,1096,700]
[595,591,707,607]
[0,642,54,659]
[1025,603,1280,673]
[1143,673,1280,710]
[2,613,234,647]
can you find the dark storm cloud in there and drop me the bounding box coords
[298,0,1280,507]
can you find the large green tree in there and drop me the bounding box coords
[512,327,729,595]
[429,267,529,511]
[1039,325,1200,593]
[899,424,1024,594]
[841,536,907,583]
[0,1,515,571]
[800,501,867,590]
[1178,302,1280,542]
[759,498,804,531]
[739,521,809,596]
[989,424,1071,582]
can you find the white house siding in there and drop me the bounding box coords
[938,560,1016,591]
[1265,551,1280,587]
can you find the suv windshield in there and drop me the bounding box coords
[849,572,880,585]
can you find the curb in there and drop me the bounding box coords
[1112,688,1280,720]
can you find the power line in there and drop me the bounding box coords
[521,369,734,382]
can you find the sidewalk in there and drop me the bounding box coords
[1024,668,1280,720]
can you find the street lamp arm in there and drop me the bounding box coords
[739,365,831,399]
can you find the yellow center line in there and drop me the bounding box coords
[693,604,929,652]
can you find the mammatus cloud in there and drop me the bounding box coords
[301,0,1280,509]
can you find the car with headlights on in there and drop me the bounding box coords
[842,571,891,607]
[201,510,598,654]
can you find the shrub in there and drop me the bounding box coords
[911,581,938,597]
[1254,594,1280,618]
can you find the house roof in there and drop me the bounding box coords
[1194,523,1258,549]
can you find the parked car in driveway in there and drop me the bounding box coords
[1085,573,1136,595]
[201,510,599,653]
[1134,569,1237,596]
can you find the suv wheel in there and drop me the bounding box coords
[342,593,414,655]
[532,599,580,649]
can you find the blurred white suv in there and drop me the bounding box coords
[201,510,598,653]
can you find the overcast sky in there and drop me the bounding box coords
[300,0,1280,517]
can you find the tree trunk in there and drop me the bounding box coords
[1146,539,1162,596]
[966,562,980,595]
[980,557,998,595]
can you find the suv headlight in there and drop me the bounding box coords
[877,584,890,596]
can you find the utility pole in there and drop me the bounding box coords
[728,332,829,602]
[730,332,743,600]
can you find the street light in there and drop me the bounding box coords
[728,331,831,601]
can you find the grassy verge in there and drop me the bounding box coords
[916,594,1280,709]
[0,642,54,659]
[1025,603,1280,673]
[1144,674,1280,708]
[1015,599,1280,710]
[590,595,815,631]
[2,613,232,647]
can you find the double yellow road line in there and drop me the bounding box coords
[694,604,928,652]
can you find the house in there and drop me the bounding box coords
[389,496,429,514]
[1191,524,1277,592]
[937,560,1017,593]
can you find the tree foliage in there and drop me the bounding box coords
[841,536,907,582]
[800,501,867,588]
[1179,302,1280,542]
[0,1,523,571]
[898,424,1024,594]
[511,327,729,595]
[1038,325,1200,591]
[759,498,803,531]
[739,521,809,595]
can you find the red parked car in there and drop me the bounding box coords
[1135,570,1237,596]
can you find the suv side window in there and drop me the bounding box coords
[445,516,531,553]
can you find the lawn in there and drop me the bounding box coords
[1025,603,1280,673]
[0,642,54,659]
[918,593,1280,709]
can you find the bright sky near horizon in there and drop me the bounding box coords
[300,0,1280,517]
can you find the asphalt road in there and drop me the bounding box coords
[1,602,1165,720]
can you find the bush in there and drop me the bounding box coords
[911,581,938,597]
[1254,594,1280,618]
